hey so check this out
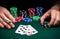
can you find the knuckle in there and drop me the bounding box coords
[52,17,56,20]
[3,22,7,26]
[57,19,60,22]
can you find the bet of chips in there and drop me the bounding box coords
[19,10,27,18]
[28,8,35,18]
[10,7,44,22]
[36,7,43,17]
[10,7,18,18]
[15,16,23,22]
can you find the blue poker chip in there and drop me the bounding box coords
[23,18,32,22]
[36,7,43,11]
[36,7,43,12]
[36,7,44,17]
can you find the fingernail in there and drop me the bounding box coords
[10,23,15,28]
[48,24,50,27]
[13,20,16,23]
[12,25,15,28]
[12,18,16,23]
[41,23,43,25]
[8,26,11,29]
[1,26,4,28]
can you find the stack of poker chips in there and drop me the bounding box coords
[19,10,27,18]
[10,7,49,28]
[28,8,35,18]
[36,7,44,17]
[10,7,44,23]
[10,7,18,18]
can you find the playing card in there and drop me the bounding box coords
[27,25,38,35]
[15,25,27,35]
[26,30,32,36]
[15,25,38,36]
[24,25,38,36]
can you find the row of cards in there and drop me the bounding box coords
[15,25,38,36]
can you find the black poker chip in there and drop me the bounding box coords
[42,21,49,28]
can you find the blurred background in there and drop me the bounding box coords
[0,0,56,12]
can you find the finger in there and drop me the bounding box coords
[3,9,16,22]
[40,10,51,25]
[0,13,15,28]
[9,22,15,28]
[0,13,12,22]
[48,10,57,27]
[54,11,60,25]
[0,17,11,29]
[0,23,4,28]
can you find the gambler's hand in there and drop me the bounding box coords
[40,5,60,27]
[0,6,15,29]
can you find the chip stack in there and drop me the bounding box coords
[36,7,44,17]
[28,8,35,18]
[20,10,27,18]
[10,7,18,18]
[42,21,49,28]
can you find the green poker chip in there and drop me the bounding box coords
[10,7,18,18]
[10,7,17,11]
[33,16,40,21]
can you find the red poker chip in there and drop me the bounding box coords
[28,8,35,18]
[28,8,35,12]
[15,16,23,22]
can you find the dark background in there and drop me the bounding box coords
[0,0,56,12]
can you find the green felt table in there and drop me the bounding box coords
[0,21,60,39]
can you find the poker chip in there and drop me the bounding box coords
[15,16,23,22]
[36,7,43,17]
[10,7,17,11]
[10,7,18,18]
[28,8,35,18]
[42,21,49,28]
[33,16,40,21]
[19,10,27,18]
[23,18,32,22]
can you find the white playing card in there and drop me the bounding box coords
[15,25,38,36]
[26,30,32,36]
[28,25,38,35]
[25,25,38,36]
[15,25,27,35]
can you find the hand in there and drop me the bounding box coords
[0,6,16,29]
[40,5,60,27]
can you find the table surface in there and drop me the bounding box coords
[0,21,60,39]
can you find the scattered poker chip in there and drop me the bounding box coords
[23,18,32,22]
[42,21,49,28]
[15,16,23,22]
[10,7,18,18]
[33,16,40,21]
